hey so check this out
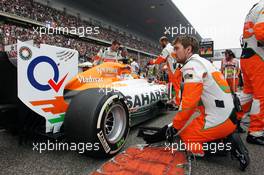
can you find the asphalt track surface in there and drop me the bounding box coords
[0,111,263,175]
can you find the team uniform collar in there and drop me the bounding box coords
[184,54,198,65]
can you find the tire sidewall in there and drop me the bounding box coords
[94,94,129,156]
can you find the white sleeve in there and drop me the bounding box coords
[160,48,169,58]
[182,61,205,83]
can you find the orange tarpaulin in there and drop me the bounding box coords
[90,145,190,175]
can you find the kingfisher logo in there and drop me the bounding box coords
[27,56,68,92]
[19,46,32,60]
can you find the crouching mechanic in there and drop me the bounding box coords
[140,36,249,170]
[172,36,238,156]
[148,36,181,106]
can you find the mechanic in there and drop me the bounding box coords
[148,36,181,107]
[237,0,264,145]
[140,36,249,170]
[169,36,239,156]
[93,40,121,65]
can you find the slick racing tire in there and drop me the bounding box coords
[64,88,129,158]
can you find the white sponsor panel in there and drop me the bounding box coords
[17,41,78,133]
[113,79,167,109]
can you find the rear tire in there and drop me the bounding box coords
[64,89,129,158]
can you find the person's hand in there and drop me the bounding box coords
[147,59,155,65]
[166,126,178,143]
[139,125,177,144]
[140,125,168,144]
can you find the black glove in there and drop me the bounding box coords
[232,93,242,112]
[166,126,178,143]
[138,125,168,144]
[138,125,178,144]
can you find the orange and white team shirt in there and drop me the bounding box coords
[94,47,121,64]
[149,43,181,105]
[243,0,264,59]
[174,54,234,130]
[150,43,177,73]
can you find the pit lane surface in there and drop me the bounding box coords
[0,111,263,175]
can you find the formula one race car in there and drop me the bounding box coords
[0,43,169,158]
[63,62,168,157]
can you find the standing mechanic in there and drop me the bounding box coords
[148,36,181,106]
[237,0,264,145]
[93,40,121,65]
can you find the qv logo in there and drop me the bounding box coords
[27,56,68,92]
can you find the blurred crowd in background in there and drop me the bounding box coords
[0,0,160,54]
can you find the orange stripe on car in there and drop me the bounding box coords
[65,62,129,91]
[30,96,69,114]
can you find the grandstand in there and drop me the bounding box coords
[0,0,201,66]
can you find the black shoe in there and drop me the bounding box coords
[237,122,246,133]
[246,134,264,145]
[229,132,250,171]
